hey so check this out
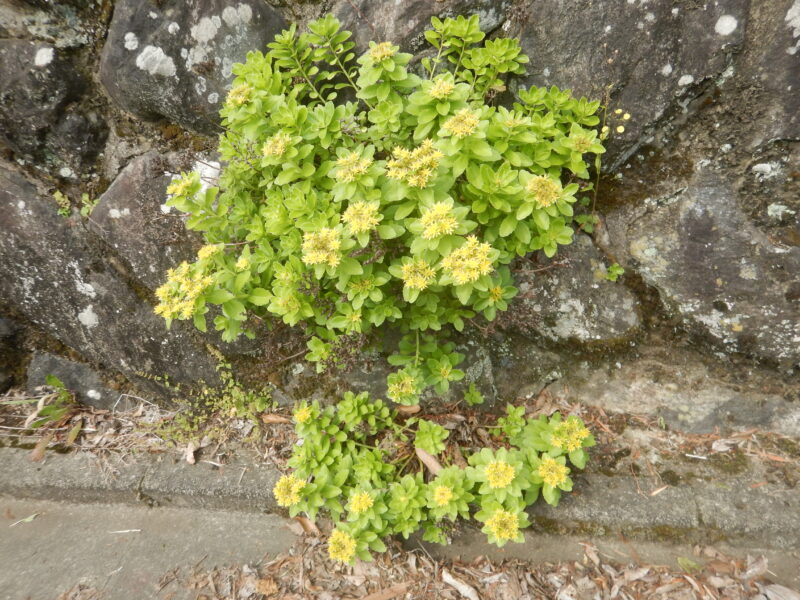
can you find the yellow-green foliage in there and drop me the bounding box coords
[155,14,605,404]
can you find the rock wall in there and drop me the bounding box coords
[0,0,797,404]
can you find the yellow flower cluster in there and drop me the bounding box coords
[197,244,223,261]
[294,405,312,424]
[400,259,436,290]
[226,83,252,106]
[350,491,374,514]
[386,139,443,188]
[526,176,562,208]
[387,371,417,402]
[235,255,250,271]
[419,202,458,239]
[443,108,479,137]
[166,175,194,197]
[428,77,455,99]
[485,509,519,542]
[335,152,372,183]
[485,460,516,489]
[538,455,569,488]
[488,286,504,303]
[433,485,454,507]
[273,474,305,507]
[441,236,493,285]
[550,419,591,452]
[154,262,213,320]
[262,132,291,157]
[368,41,396,62]
[328,529,357,563]
[301,228,341,268]
[342,201,380,234]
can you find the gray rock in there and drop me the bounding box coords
[510,234,641,344]
[0,161,219,398]
[26,352,121,410]
[547,344,800,436]
[511,0,747,167]
[333,0,512,52]
[91,151,201,290]
[99,0,287,134]
[0,39,105,173]
[600,170,800,368]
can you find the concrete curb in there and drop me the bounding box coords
[1,447,797,551]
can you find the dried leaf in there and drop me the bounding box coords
[261,414,291,424]
[711,439,736,452]
[742,555,768,580]
[396,404,421,416]
[185,441,197,464]
[29,432,54,462]
[415,447,442,475]
[676,557,701,574]
[66,421,82,445]
[9,513,39,527]
[442,569,479,600]
[293,516,321,536]
[362,582,410,600]
[255,578,278,596]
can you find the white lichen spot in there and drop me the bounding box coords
[108,208,131,219]
[671,7,679,16]
[124,32,139,50]
[207,92,219,104]
[78,305,99,329]
[720,143,732,153]
[191,17,219,43]
[168,22,180,35]
[660,64,673,76]
[542,67,550,77]
[222,5,250,27]
[34,47,54,67]
[160,203,172,214]
[785,0,800,38]
[738,262,757,281]
[149,11,158,19]
[767,203,796,219]
[604,25,612,33]
[714,15,738,36]
[645,12,655,22]
[194,76,207,95]
[59,167,74,178]
[87,390,102,400]
[17,200,25,210]
[678,74,694,86]
[136,46,176,77]
[180,47,189,59]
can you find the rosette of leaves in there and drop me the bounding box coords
[157,14,604,406]
[352,447,395,487]
[336,391,394,439]
[509,412,595,469]
[466,447,534,505]
[526,452,573,507]
[474,500,530,548]
[413,418,449,455]
[425,466,474,521]
[345,487,390,535]
[386,474,428,538]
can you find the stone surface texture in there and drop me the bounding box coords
[99,0,287,134]
[0,0,796,404]
[91,151,202,290]
[511,234,642,344]
[0,38,106,176]
[26,352,119,410]
[0,163,219,395]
